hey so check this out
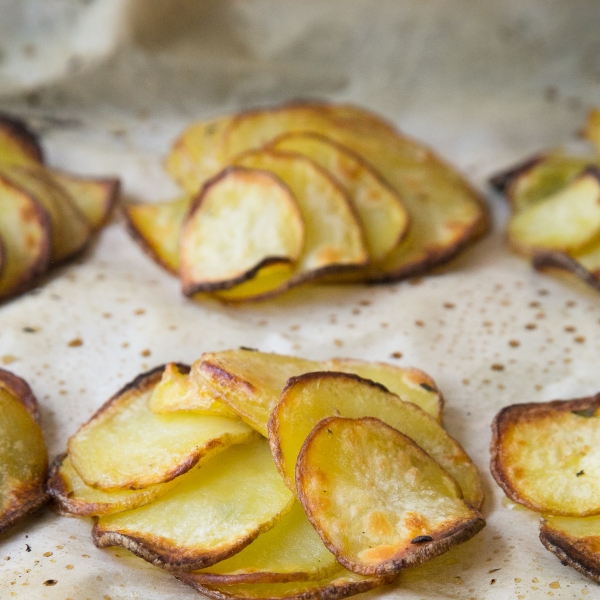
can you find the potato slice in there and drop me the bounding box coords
[490,394,600,516]
[583,108,600,155]
[68,364,255,490]
[177,567,391,600]
[213,263,296,302]
[269,372,483,509]
[181,167,304,295]
[296,417,484,575]
[0,172,50,300]
[47,454,180,517]
[189,502,338,584]
[0,113,43,167]
[532,247,600,292]
[508,169,600,256]
[540,514,600,584]
[93,439,294,571]
[0,369,48,535]
[270,132,409,262]
[148,362,237,417]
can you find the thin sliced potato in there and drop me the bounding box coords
[269,372,483,509]
[148,362,237,417]
[68,365,255,490]
[0,172,50,301]
[177,567,392,600]
[50,170,119,230]
[297,417,484,575]
[540,514,600,585]
[583,108,600,155]
[270,132,409,262]
[0,369,48,535]
[213,263,295,302]
[0,113,43,166]
[189,502,338,584]
[47,454,180,517]
[490,394,600,516]
[93,439,294,571]
[508,169,600,256]
[532,248,600,293]
[180,167,304,295]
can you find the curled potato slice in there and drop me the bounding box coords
[270,132,409,262]
[189,502,338,584]
[93,439,294,571]
[269,372,483,509]
[213,263,295,302]
[533,245,600,292]
[583,108,600,155]
[490,394,600,516]
[296,417,484,575]
[0,113,43,166]
[0,368,48,535]
[180,167,304,295]
[540,514,600,585]
[68,364,255,490]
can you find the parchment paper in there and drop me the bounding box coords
[1,1,600,598]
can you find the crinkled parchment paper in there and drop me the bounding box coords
[1,1,600,598]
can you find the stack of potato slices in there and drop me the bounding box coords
[0,114,119,301]
[126,103,488,302]
[490,394,600,584]
[49,349,485,599]
[491,108,600,292]
[0,368,48,535]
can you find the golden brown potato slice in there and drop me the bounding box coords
[540,514,600,584]
[47,454,180,517]
[533,243,600,292]
[177,567,392,600]
[93,439,294,571]
[0,113,43,167]
[180,167,304,295]
[188,502,338,584]
[0,369,48,535]
[269,132,409,262]
[213,263,296,302]
[148,362,237,417]
[583,108,600,155]
[269,372,483,509]
[508,169,600,257]
[68,365,255,490]
[490,394,600,516]
[296,417,484,575]
[0,172,50,301]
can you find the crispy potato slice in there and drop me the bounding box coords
[583,108,600,155]
[532,247,600,292]
[93,439,294,571]
[0,113,43,167]
[0,369,48,535]
[270,133,409,262]
[490,394,600,516]
[213,263,296,302]
[68,365,255,490]
[269,372,483,509]
[508,169,600,256]
[180,167,304,295]
[148,362,237,417]
[50,170,119,230]
[189,502,338,584]
[540,514,600,584]
[177,567,391,600]
[47,454,179,517]
[325,358,443,422]
[0,172,50,301]
[297,417,484,575]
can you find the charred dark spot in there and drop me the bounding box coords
[25,544,31,552]
[576,470,585,477]
[43,580,57,586]
[419,383,436,392]
[239,346,258,352]
[572,408,595,418]
[410,535,432,544]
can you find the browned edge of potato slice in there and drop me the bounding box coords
[489,156,544,195]
[490,394,600,516]
[539,519,600,585]
[583,108,600,155]
[0,366,41,420]
[532,250,600,292]
[0,113,44,165]
[180,166,304,295]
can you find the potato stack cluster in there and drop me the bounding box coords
[126,103,488,302]
[491,108,600,292]
[49,349,486,600]
[0,115,119,301]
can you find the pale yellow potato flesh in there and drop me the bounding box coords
[93,439,295,571]
[0,173,50,300]
[190,502,338,584]
[180,167,304,294]
[270,133,408,262]
[148,362,237,417]
[297,417,484,575]
[68,366,255,490]
[583,108,600,155]
[269,372,483,509]
[491,395,600,516]
[212,263,295,302]
[0,386,47,535]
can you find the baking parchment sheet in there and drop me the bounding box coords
[1,1,600,598]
